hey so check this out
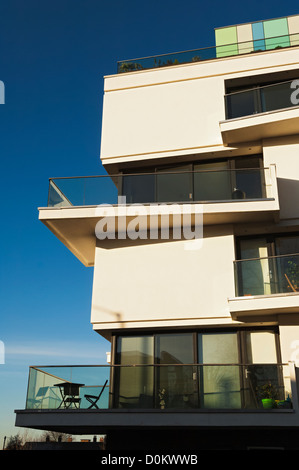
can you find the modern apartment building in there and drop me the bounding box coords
[15,15,299,450]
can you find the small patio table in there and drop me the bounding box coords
[54,382,85,409]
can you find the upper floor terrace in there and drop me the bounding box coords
[39,163,279,267]
[101,47,299,168]
[15,361,298,437]
[117,32,299,74]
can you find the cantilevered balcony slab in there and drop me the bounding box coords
[39,195,279,267]
[228,292,299,320]
[39,164,279,266]
[220,106,299,146]
[15,405,297,436]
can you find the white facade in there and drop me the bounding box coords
[16,16,299,450]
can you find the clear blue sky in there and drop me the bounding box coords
[0,0,298,447]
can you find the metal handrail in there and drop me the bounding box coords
[225,78,298,97]
[49,167,269,181]
[117,33,299,72]
[234,252,299,263]
[29,362,288,369]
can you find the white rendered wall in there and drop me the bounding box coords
[100,47,299,166]
[91,225,235,332]
[263,135,299,221]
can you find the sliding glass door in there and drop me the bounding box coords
[155,333,197,409]
[198,332,242,409]
[114,336,154,408]
[114,328,281,409]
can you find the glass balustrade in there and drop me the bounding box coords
[47,168,270,208]
[117,34,299,73]
[234,253,299,297]
[26,363,291,411]
[225,79,299,119]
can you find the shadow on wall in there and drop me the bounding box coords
[96,225,231,250]
[92,304,125,329]
[277,178,299,220]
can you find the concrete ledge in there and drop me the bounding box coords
[15,407,297,435]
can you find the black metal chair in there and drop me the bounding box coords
[84,379,108,409]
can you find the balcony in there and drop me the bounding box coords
[220,80,299,145]
[15,362,298,435]
[229,253,299,319]
[39,166,279,266]
[117,34,299,73]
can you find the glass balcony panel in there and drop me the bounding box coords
[198,332,242,409]
[26,366,110,410]
[245,364,285,407]
[235,170,263,198]
[47,168,269,207]
[225,89,257,119]
[261,81,294,112]
[83,176,119,206]
[122,174,155,204]
[117,34,298,73]
[48,176,119,207]
[157,365,197,409]
[26,363,291,411]
[114,336,154,408]
[156,169,192,203]
[199,365,242,409]
[226,79,299,119]
[115,366,154,409]
[235,254,299,296]
[193,162,231,201]
[155,333,197,409]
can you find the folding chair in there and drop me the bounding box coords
[84,379,108,409]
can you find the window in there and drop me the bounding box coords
[113,328,283,410]
[225,69,299,119]
[121,155,264,204]
[235,233,299,295]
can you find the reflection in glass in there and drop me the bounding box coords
[226,80,297,119]
[237,238,271,296]
[244,331,283,408]
[198,333,241,409]
[122,174,155,204]
[155,334,196,409]
[226,88,258,119]
[156,167,192,203]
[193,162,231,201]
[234,157,263,199]
[115,336,154,409]
[261,81,294,112]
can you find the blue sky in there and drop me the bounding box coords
[0,0,298,446]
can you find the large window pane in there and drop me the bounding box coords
[115,336,154,408]
[237,238,271,295]
[155,334,196,409]
[198,332,241,409]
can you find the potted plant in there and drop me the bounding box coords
[258,382,278,409]
[158,388,167,409]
